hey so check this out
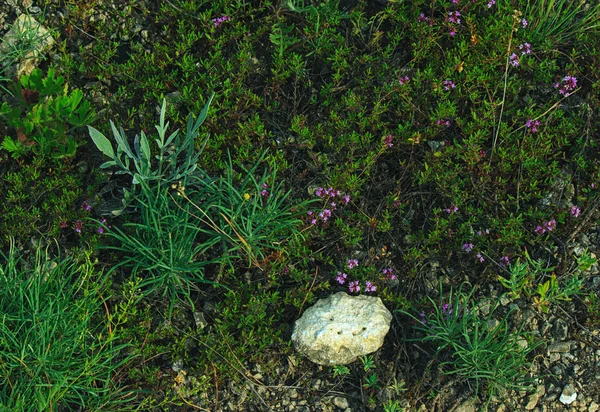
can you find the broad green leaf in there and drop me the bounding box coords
[88,126,115,159]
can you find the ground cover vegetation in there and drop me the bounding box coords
[1,0,600,410]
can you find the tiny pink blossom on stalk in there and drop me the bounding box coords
[349,280,360,293]
[448,11,461,24]
[571,205,581,218]
[398,75,410,85]
[525,119,540,133]
[519,42,532,55]
[442,80,456,90]
[384,134,393,148]
[382,267,396,280]
[521,18,528,28]
[445,204,458,214]
[347,259,359,269]
[462,243,474,252]
[365,281,376,292]
[543,219,556,232]
[336,271,348,285]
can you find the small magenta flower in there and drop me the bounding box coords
[449,27,456,37]
[442,80,456,90]
[419,311,427,324]
[436,119,451,127]
[462,243,474,252]
[74,220,83,233]
[451,0,459,3]
[519,42,532,55]
[571,205,581,218]
[476,253,485,262]
[543,219,556,232]
[525,119,540,133]
[342,195,351,204]
[521,18,528,28]
[487,0,496,8]
[445,204,458,214]
[384,134,393,148]
[448,11,461,24]
[347,259,359,269]
[499,256,510,267]
[81,201,92,211]
[97,217,111,234]
[382,267,396,280]
[336,271,348,285]
[365,281,376,293]
[398,75,410,85]
[418,13,430,24]
[509,53,520,67]
[349,280,360,293]
[535,225,546,235]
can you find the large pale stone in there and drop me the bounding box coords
[291,292,392,365]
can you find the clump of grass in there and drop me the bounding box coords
[0,239,134,411]
[399,284,541,405]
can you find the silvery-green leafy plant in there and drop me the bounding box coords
[88,94,214,214]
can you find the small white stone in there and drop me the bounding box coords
[559,384,577,405]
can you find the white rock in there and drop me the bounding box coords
[559,384,577,405]
[291,292,392,365]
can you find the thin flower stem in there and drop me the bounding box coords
[490,11,520,164]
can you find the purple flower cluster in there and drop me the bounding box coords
[445,204,458,214]
[212,15,231,28]
[448,11,461,24]
[535,219,556,235]
[487,0,496,8]
[308,187,351,225]
[336,271,347,284]
[509,53,520,67]
[442,80,456,90]
[436,119,451,127]
[499,255,510,267]
[335,259,396,294]
[382,267,396,280]
[418,13,432,25]
[462,243,474,252]
[521,18,528,29]
[261,182,269,197]
[398,75,410,85]
[519,42,532,55]
[554,75,578,97]
[571,205,581,218]
[525,119,540,133]
[61,201,110,235]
